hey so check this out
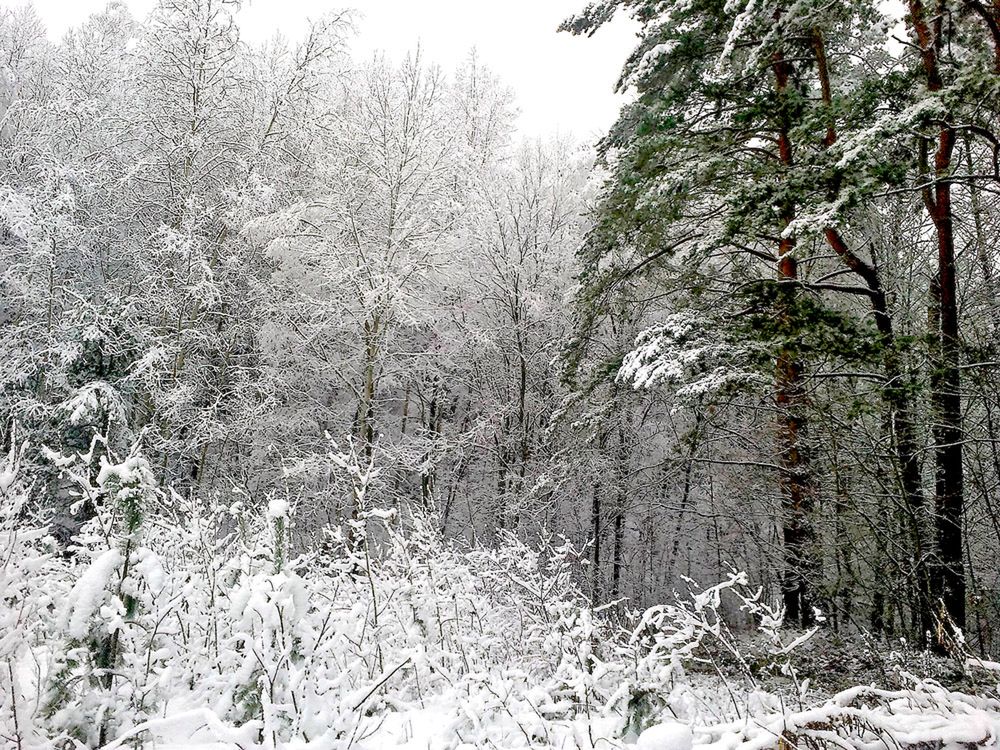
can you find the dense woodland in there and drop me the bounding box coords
[5,0,1000,748]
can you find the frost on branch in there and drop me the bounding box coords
[619,312,764,401]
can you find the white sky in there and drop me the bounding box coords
[21,0,639,139]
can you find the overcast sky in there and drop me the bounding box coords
[23,0,639,139]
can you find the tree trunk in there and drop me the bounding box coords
[905,0,966,632]
[929,267,966,634]
[773,46,817,628]
[611,416,632,602]
[591,428,607,604]
[931,142,966,633]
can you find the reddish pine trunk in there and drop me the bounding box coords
[773,48,817,628]
[907,0,966,634]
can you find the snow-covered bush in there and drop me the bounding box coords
[211,498,337,749]
[3,442,1000,750]
[42,445,170,747]
[0,432,57,750]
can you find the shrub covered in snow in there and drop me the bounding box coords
[42,447,170,747]
[0,432,59,750]
[2,444,1000,749]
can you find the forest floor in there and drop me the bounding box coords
[5,465,1000,750]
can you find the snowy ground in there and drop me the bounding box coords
[4,450,1000,749]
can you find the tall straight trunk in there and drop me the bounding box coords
[931,164,966,631]
[611,494,625,601]
[929,268,966,632]
[773,46,817,628]
[420,383,439,509]
[611,411,633,602]
[667,411,703,574]
[590,428,607,604]
[907,0,966,632]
